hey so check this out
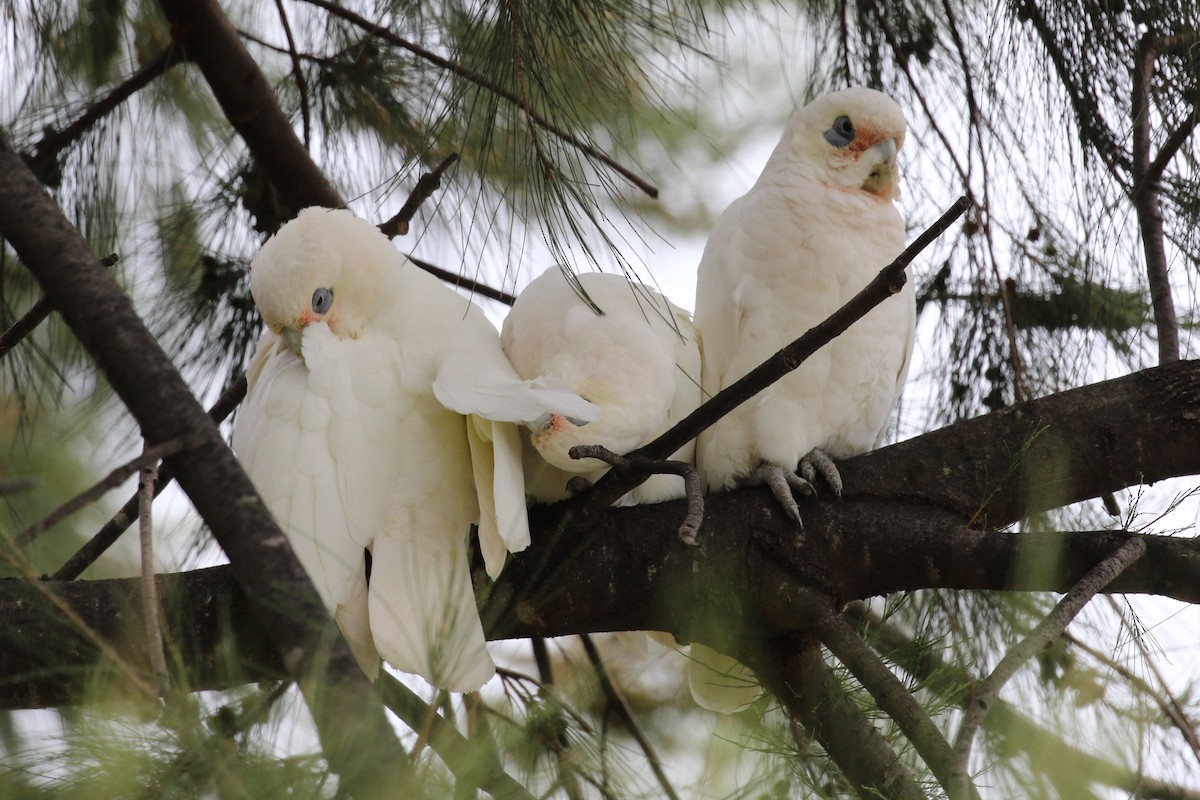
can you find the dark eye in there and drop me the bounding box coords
[311,287,333,315]
[824,115,856,148]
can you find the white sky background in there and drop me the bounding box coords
[3,1,1199,796]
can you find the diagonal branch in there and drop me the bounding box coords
[0,253,118,360]
[814,598,978,800]
[50,375,248,581]
[1132,32,1181,364]
[379,153,460,238]
[584,195,970,507]
[948,536,1148,793]
[755,639,927,800]
[579,635,681,800]
[13,434,206,549]
[26,47,185,176]
[300,0,659,198]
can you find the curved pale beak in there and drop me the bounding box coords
[862,137,900,199]
[524,412,592,434]
[281,326,305,358]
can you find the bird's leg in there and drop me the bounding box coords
[747,462,815,526]
[569,444,705,545]
[564,476,593,496]
[798,448,843,497]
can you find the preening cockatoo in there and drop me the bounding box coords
[690,87,914,712]
[500,269,701,505]
[233,207,597,692]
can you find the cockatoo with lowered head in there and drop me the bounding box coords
[690,86,914,712]
[500,269,701,505]
[233,207,597,692]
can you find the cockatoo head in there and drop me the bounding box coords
[778,86,906,201]
[250,207,394,356]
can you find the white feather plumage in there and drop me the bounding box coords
[233,207,594,691]
[690,87,915,712]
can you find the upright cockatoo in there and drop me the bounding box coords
[690,87,914,712]
[695,86,913,519]
[500,269,701,505]
[233,207,597,692]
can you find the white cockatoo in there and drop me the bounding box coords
[233,207,597,692]
[690,87,914,712]
[500,269,701,506]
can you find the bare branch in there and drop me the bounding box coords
[14,434,205,549]
[51,375,247,581]
[408,255,517,305]
[300,0,659,198]
[815,600,977,800]
[379,153,460,238]
[949,537,1148,793]
[138,457,170,695]
[26,49,184,175]
[579,635,681,800]
[272,0,311,148]
[1132,32,1181,364]
[0,253,118,360]
[756,639,927,800]
[585,195,970,507]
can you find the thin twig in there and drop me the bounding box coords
[300,0,658,198]
[1100,596,1200,765]
[27,48,184,174]
[0,478,35,494]
[569,444,703,543]
[379,153,460,238]
[1132,32,1181,364]
[949,536,1148,793]
[138,455,170,696]
[585,196,970,507]
[15,433,206,549]
[51,375,247,580]
[815,600,979,800]
[579,635,681,800]
[375,674,535,800]
[0,253,119,360]
[272,0,311,148]
[758,639,927,800]
[408,255,517,305]
[529,638,584,800]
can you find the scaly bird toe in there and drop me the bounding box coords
[800,448,842,497]
[749,462,814,526]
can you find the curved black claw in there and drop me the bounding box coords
[749,462,814,526]
[799,448,843,497]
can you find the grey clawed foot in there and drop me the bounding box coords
[749,462,815,526]
[799,448,842,497]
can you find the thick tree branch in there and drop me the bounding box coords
[0,132,416,800]
[156,0,342,212]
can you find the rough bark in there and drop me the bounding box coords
[1,360,1197,708]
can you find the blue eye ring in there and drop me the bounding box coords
[312,287,334,315]
[824,115,856,148]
